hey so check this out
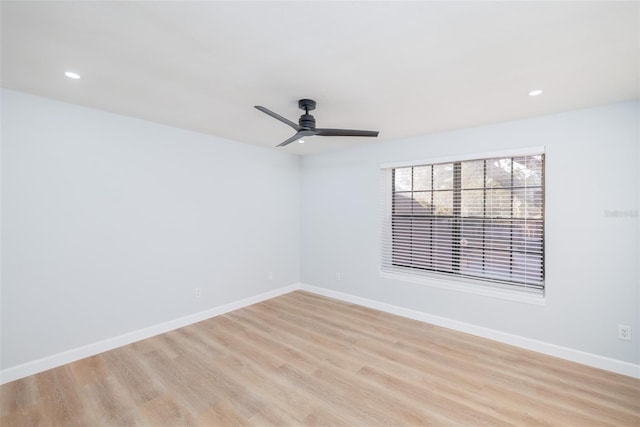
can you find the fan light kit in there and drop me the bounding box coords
[65,71,81,79]
[255,99,379,147]
[529,89,543,96]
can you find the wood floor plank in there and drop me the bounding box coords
[139,394,197,426]
[195,401,249,427]
[0,375,40,414]
[77,370,147,426]
[68,355,108,387]
[1,291,639,426]
[33,366,88,426]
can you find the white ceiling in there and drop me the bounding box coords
[2,1,638,155]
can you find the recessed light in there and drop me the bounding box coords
[529,89,543,97]
[64,71,81,79]
[298,139,305,144]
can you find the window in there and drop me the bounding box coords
[381,151,545,296]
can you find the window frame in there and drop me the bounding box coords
[380,147,546,304]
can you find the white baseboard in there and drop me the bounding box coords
[0,284,299,385]
[300,284,640,379]
[3,282,638,384]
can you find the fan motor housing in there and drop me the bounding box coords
[299,114,316,129]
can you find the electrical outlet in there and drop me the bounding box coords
[335,272,341,281]
[618,325,631,341]
[195,287,202,298]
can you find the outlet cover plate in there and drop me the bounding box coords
[618,325,631,341]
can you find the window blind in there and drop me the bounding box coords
[381,153,545,294]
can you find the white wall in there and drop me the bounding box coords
[1,89,301,370]
[301,101,639,366]
[2,90,638,376]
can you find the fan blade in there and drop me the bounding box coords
[276,129,317,147]
[277,132,306,147]
[255,106,301,130]
[315,128,379,137]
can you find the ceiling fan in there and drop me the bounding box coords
[255,99,379,147]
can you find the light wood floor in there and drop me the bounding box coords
[1,291,639,426]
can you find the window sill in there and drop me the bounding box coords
[380,269,546,306]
